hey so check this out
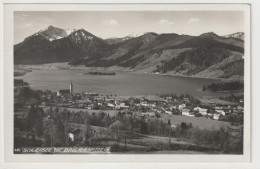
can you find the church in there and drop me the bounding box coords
[57,81,73,96]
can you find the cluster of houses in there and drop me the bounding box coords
[38,81,244,122]
[42,90,131,111]
[127,95,244,121]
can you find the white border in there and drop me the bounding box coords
[2,2,251,164]
[1,1,259,168]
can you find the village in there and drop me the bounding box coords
[36,81,244,123]
[14,79,244,153]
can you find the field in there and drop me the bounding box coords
[40,106,230,130]
[158,114,230,130]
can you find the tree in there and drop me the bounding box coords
[202,85,206,91]
[26,105,44,136]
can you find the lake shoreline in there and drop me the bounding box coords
[14,63,240,82]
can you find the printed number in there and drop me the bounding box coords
[14,148,21,152]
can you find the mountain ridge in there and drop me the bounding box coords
[14,26,244,79]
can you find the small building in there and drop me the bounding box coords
[85,92,99,97]
[166,97,173,102]
[68,133,74,142]
[107,103,115,108]
[140,102,148,107]
[194,107,208,116]
[178,104,186,110]
[213,114,220,120]
[165,110,172,115]
[215,109,225,116]
[182,109,194,117]
[57,89,70,96]
[183,97,190,103]
[119,102,130,109]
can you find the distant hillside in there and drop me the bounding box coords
[14,26,244,79]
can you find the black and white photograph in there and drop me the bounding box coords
[12,9,248,155]
[0,2,253,165]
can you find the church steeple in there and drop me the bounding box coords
[70,80,73,95]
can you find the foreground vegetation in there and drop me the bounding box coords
[14,86,243,154]
[204,81,244,92]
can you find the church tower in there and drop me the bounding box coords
[70,80,73,95]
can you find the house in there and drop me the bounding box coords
[165,110,172,115]
[119,103,130,109]
[199,108,207,116]
[166,97,173,102]
[148,103,156,108]
[215,109,225,116]
[182,109,194,117]
[183,97,190,103]
[213,114,220,120]
[57,89,70,96]
[140,101,148,107]
[115,104,121,110]
[178,104,186,110]
[194,107,207,116]
[105,98,115,102]
[107,103,115,108]
[85,92,99,97]
[171,124,177,128]
[207,113,213,117]
[68,133,74,142]
[215,106,223,110]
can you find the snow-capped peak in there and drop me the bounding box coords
[33,26,77,41]
[64,29,77,36]
[127,32,148,38]
[68,29,96,43]
[119,32,152,41]
[224,32,244,40]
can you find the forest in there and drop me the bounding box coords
[205,81,244,92]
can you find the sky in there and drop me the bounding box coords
[14,11,244,44]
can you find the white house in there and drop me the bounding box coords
[165,111,172,115]
[108,103,115,108]
[213,114,220,120]
[182,109,194,117]
[68,133,74,142]
[194,107,208,116]
[215,109,225,116]
[178,104,186,110]
[115,104,121,110]
[140,102,148,107]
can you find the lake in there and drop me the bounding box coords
[21,69,225,97]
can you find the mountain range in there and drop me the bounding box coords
[14,25,244,79]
